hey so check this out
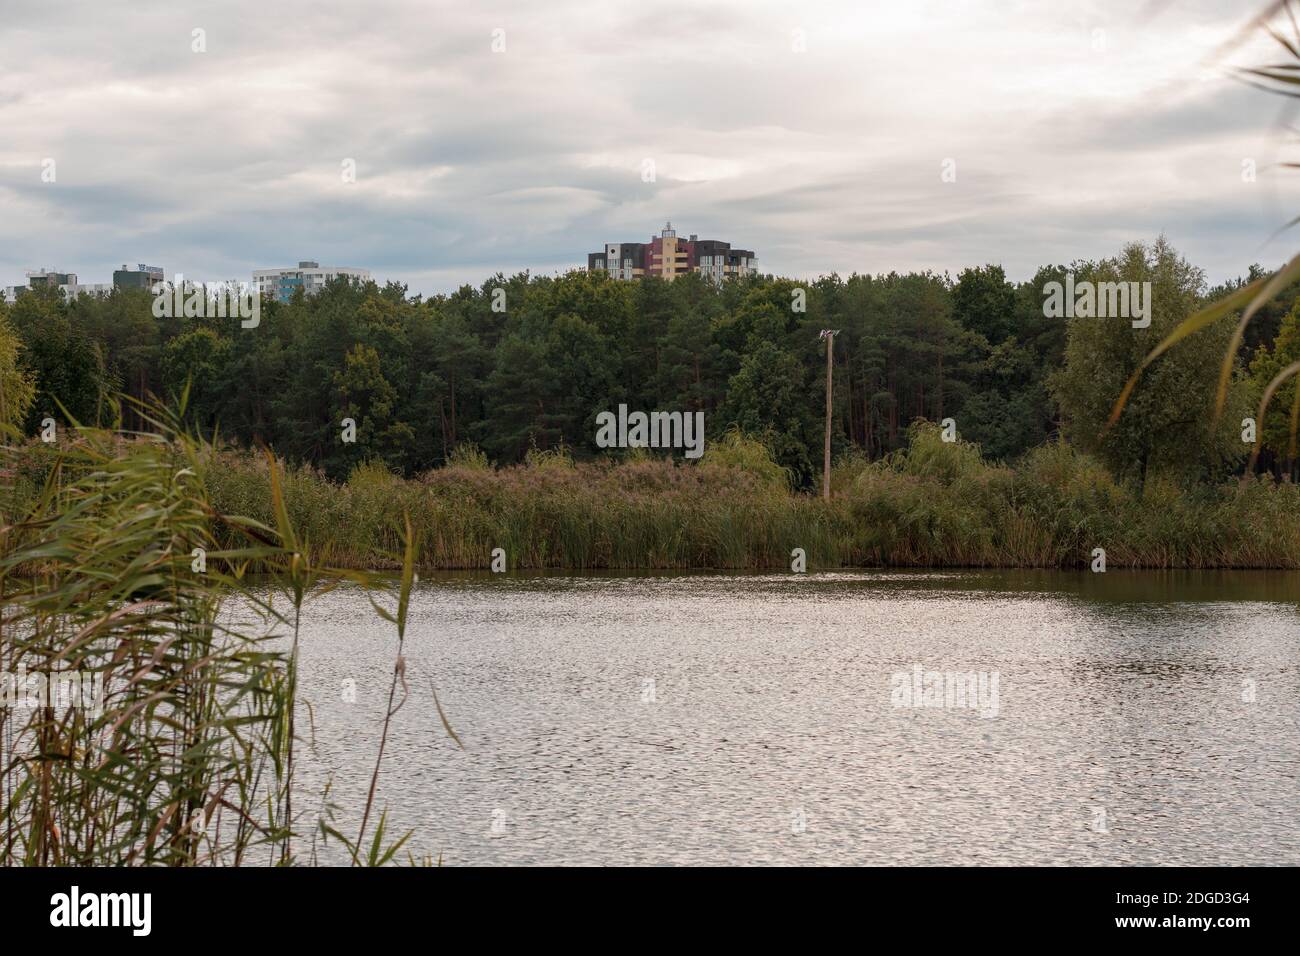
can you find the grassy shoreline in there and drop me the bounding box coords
[6,424,1300,572]
[67,428,1300,570]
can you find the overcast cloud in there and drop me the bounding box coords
[0,0,1295,294]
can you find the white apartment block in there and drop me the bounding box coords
[252,260,371,302]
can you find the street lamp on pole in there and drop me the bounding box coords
[819,329,839,501]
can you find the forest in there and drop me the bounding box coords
[2,236,1299,491]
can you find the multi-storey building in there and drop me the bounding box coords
[589,242,650,280]
[587,223,756,281]
[2,268,113,302]
[694,239,757,282]
[4,261,372,304]
[64,281,114,297]
[252,260,371,303]
[26,268,77,289]
[113,263,165,290]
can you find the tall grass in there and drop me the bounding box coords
[844,426,1300,568]
[8,423,1279,573]
[0,406,291,864]
[0,401,437,865]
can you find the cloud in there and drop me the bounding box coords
[0,0,1295,293]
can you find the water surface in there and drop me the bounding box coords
[280,570,1300,865]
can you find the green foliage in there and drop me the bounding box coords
[446,442,490,471]
[4,237,1296,494]
[0,400,443,866]
[334,342,410,474]
[348,457,396,488]
[524,441,575,471]
[6,287,111,430]
[1249,302,1300,472]
[0,406,292,865]
[718,340,817,484]
[36,435,1278,573]
[701,429,791,493]
[1052,238,1251,485]
[161,326,232,428]
[0,310,37,437]
[953,264,1017,345]
[0,261,1043,488]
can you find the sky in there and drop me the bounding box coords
[1,0,1296,296]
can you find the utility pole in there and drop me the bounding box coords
[819,329,839,500]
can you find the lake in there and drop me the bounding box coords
[279,570,1300,866]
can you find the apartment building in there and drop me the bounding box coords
[587,223,756,281]
[2,263,175,303]
[2,268,113,302]
[113,264,165,290]
[252,260,371,303]
[589,242,650,280]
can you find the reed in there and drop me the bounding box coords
[99,423,1300,572]
[6,422,1298,581]
[0,400,437,865]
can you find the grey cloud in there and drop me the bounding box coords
[0,0,1291,294]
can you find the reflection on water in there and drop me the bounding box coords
[273,570,1300,865]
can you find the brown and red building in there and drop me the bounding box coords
[587,223,756,281]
